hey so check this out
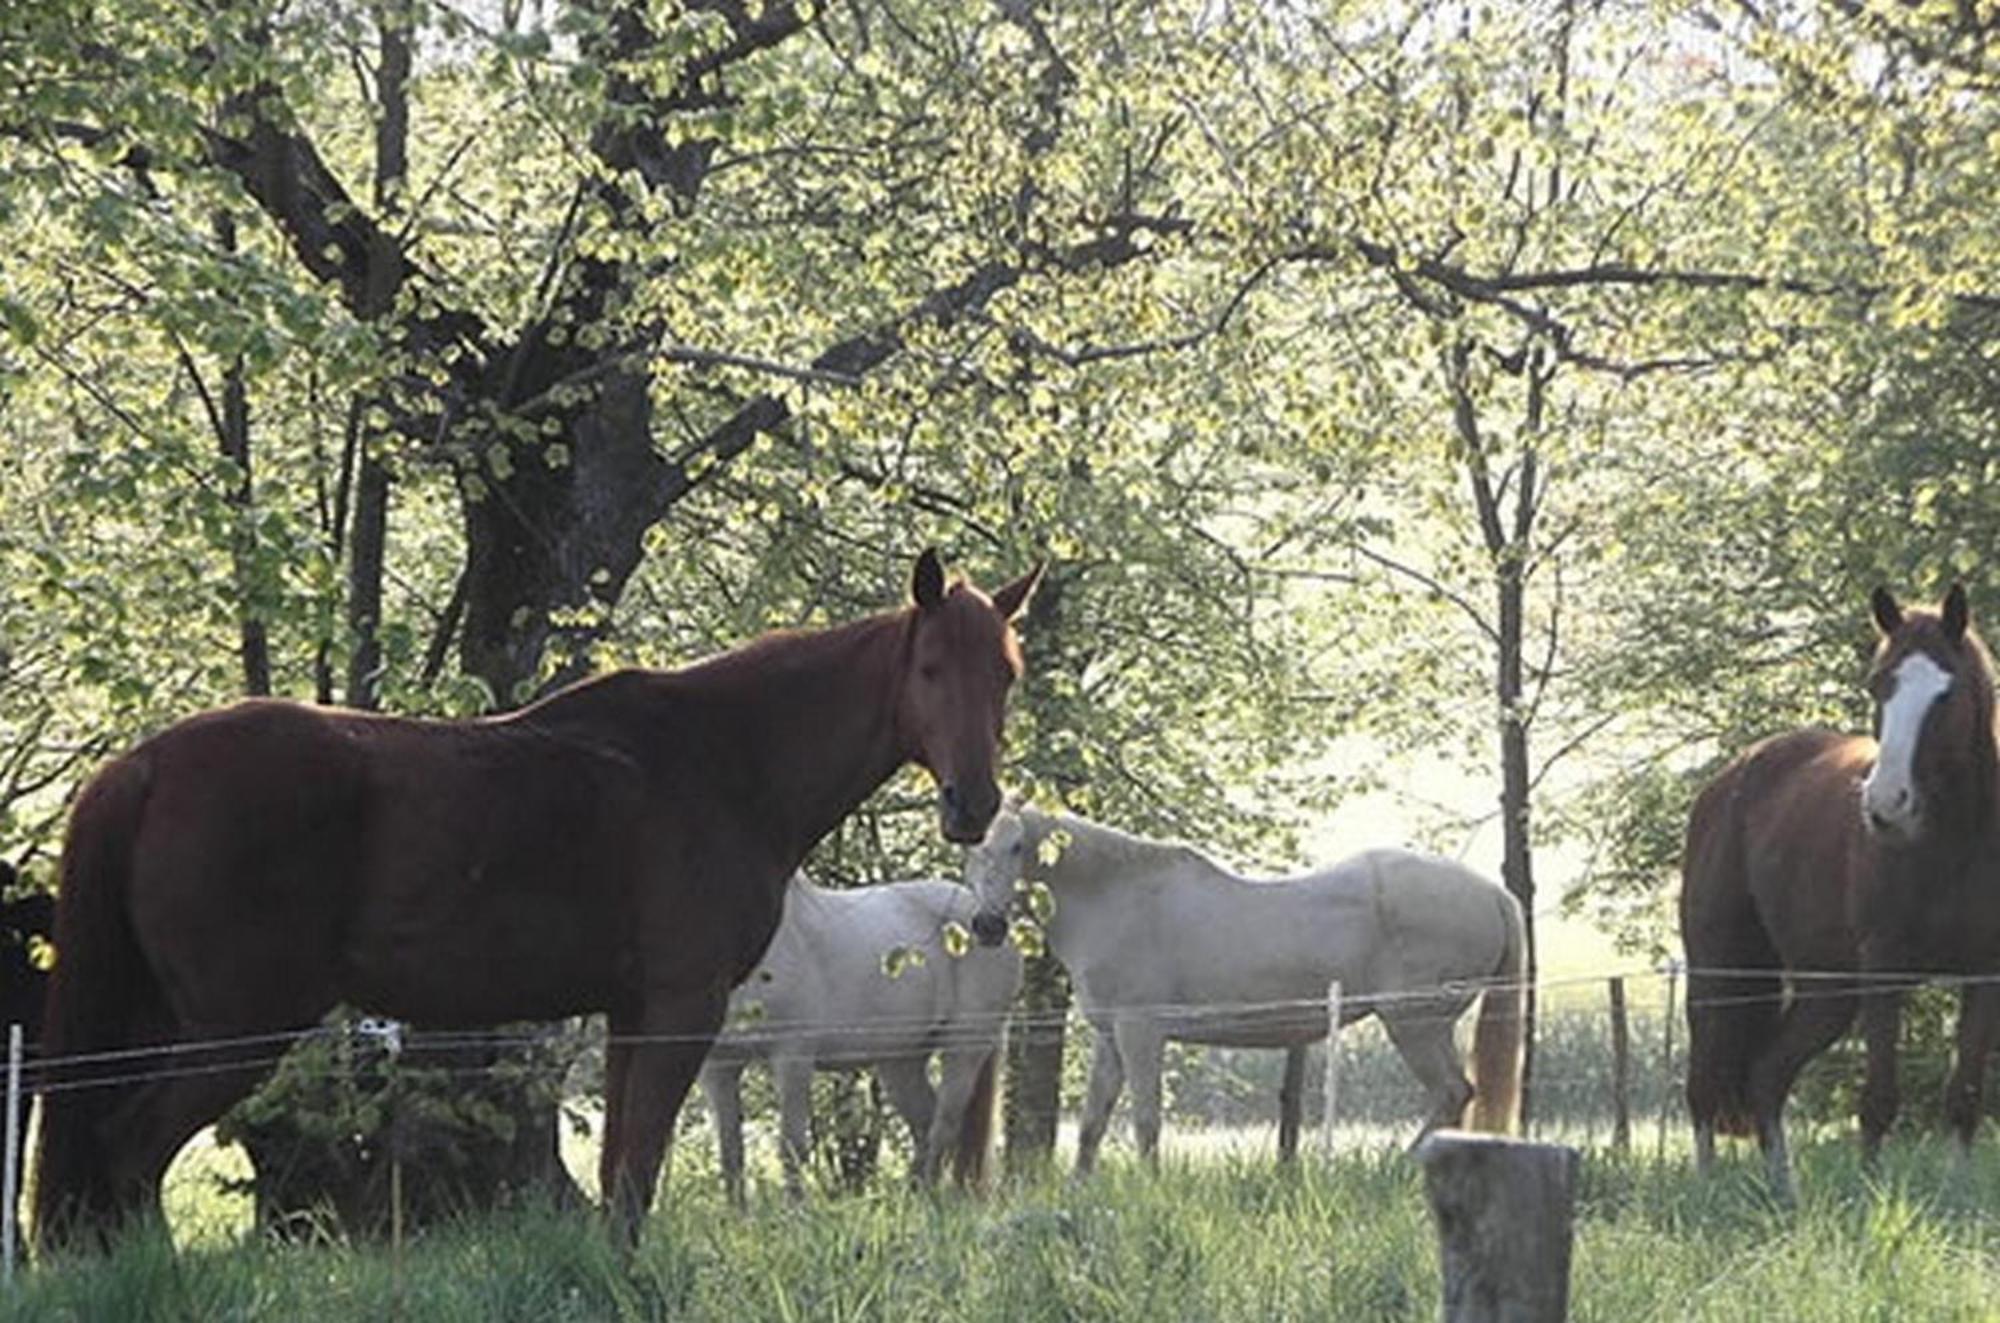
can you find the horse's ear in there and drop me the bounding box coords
[1943,582,1970,642]
[1871,586,1904,635]
[990,561,1046,623]
[912,547,946,611]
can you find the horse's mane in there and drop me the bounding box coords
[1959,623,1999,834]
[1027,808,1234,882]
[667,607,912,693]
[509,608,912,729]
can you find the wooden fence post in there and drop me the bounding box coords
[1608,978,1631,1154]
[1657,960,1679,1164]
[1414,1131,1579,1323]
[1319,980,1342,1157]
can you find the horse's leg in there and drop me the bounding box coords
[1944,982,2000,1168]
[773,1055,814,1203]
[698,1062,748,1209]
[1379,1004,1474,1141]
[598,1022,633,1210]
[874,1055,939,1185]
[1746,979,1858,1204]
[601,985,728,1247]
[1074,1026,1126,1177]
[1693,1121,1717,1175]
[1685,970,1722,1176]
[1686,964,1782,1175]
[1277,1045,1307,1163]
[95,1030,288,1226]
[87,943,335,1235]
[1857,982,1909,1166]
[1110,1018,1166,1170]
[922,1042,990,1188]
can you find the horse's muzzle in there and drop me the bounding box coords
[970,909,1009,947]
[938,782,999,844]
[1861,801,1924,845]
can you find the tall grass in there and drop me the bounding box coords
[12,1134,2000,1321]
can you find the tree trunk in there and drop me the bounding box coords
[1004,564,1077,1173]
[211,212,271,698]
[345,452,389,708]
[234,1,583,1231]
[189,0,1153,1224]
[1452,340,1546,1126]
[1004,951,1071,1175]
[1496,541,1538,1122]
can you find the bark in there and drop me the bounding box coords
[1416,1132,1579,1322]
[235,2,581,1232]
[1003,563,1076,1172]
[218,283,271,691]
[1004,951,1071,1174]
[342,0,409,710]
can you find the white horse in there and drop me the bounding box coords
[698,872,1022,1203]
[963,806,1526,1172]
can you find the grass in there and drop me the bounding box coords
[12,1129,2000,1321]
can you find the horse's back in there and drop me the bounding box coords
[717,878,1018,1067]
[1682,727,1869,971]
[122,701,372,1001]
[1335,850,1517,989]
[120,697,653,1026]
[1069,850,1500,1042]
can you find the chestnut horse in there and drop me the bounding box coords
[1682,584,2000,1199]
[34,549,1041,1247]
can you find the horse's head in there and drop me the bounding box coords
[962,803,1031,946]
[1861,583,1995,843]
[899,550,1043,844]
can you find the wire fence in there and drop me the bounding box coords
[11,960,2000,1128]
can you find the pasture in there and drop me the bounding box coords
[12,1129,2000,1321]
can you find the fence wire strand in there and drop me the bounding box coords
[9,959,2000,1099]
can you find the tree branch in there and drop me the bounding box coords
[994,251,1287,368]
[1350,542,1500,646]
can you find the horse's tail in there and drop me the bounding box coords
[1680,765,1776,1139]
[949,1050,1000,1189]
[1467,883,1527,1134]
[34,752,156,1246]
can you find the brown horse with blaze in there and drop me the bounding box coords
[1681,583,2000,1200]
[34,548,1041,1248]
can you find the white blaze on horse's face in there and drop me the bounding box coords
[1862,651,1954,838]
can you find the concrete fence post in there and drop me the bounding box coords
[4,1023,21,1286]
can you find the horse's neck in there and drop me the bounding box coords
[1933,707,2000,851]
[1069,816,1227,876]
[677,612,913,857]
[1037,815,1211,917]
